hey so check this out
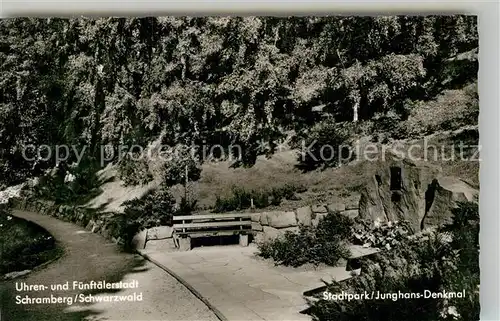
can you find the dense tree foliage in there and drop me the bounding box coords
[0,16,478,186]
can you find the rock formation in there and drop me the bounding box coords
[421,176,478,229]
[358,153,478,232]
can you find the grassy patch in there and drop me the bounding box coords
[0,208,62,275]
[402,82,478,138]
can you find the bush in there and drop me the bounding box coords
[177,196,198,216]
[213,184,305,213]
[32,158,103,205]
[117,153,153,186]
[0,150,36,189]
[308,202,479,321]
[294,119,355,171]
[371,111,408,141]
[118,184,176,249]
[122,184,176,227]
[258,213,352,267]
[163,144,201,187]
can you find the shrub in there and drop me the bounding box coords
[214,187,251,212]
[258,213,352,267]
[371,111,408,141]
[117,153,153,186]
[0,150,34,189]
[271,183,305,201]
[122,184,176,227]
[118,184,176,249]
[177,196,198,216]
[294,119,355,171]
[163,144,201,187]
[32,158,102,205]
[308,202,479,321]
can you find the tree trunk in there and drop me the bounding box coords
[184,164,188,200]
[181,56,186,81]
[353,99,359,122]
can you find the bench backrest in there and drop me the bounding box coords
[172,213,251,233]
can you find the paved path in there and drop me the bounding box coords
[1,210,219,321]
[140,241,355,321]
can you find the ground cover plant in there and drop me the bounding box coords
[0,206,61,275]
[308,202,479,321]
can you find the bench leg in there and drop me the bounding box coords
[239,234,249,247]
[178,236,192,251]
[172,234,179,248]
[143,229,149,249]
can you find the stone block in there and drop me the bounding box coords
[254,232,265,244]
[260,212,270,226]
[422,176,479,229]
[147,226,173,240]
[101,226,111,239]
[327,203,346,213]
[86,219,95,231]
[312,204,327,214]
[266,211,297,228]
[262,226,280,241]
[358,158,443,232]
[250,213,261,222]
[296,206,313,226]
[251,222,263,231]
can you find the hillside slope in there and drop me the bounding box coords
[81,82,478,214]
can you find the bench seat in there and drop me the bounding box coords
[172,213,251,251]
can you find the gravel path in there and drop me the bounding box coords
[1,210,218,321]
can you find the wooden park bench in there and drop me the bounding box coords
[172,213,252,251]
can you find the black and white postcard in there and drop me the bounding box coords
[0,14,485,321]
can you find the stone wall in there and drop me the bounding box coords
[8,198,125,245]
[251,202,358,243]
[9,197,175,250]
[9,197,359,248]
